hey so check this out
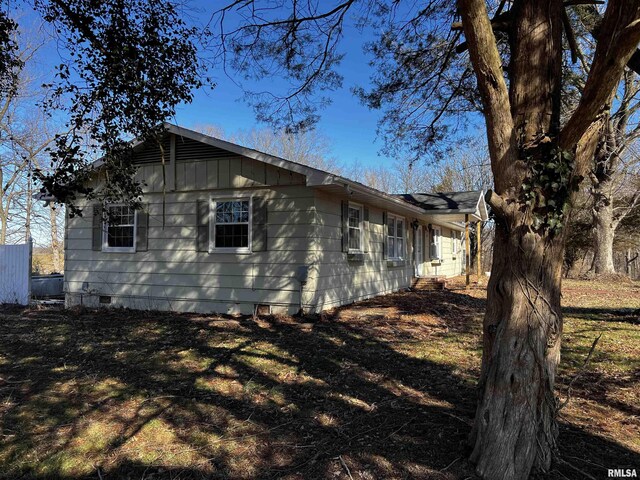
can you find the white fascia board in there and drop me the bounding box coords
[476,192,489,221]
[469,190,489,221]
[336,180,428,217]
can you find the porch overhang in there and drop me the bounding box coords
[395,191,489,224]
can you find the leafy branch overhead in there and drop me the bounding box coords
[214,2,640,167]
[0,0,205,214]
[0,11,22,99]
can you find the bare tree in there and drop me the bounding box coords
[195,123,344,173]
[0,29,64,277]
[0,38,55,244]
[360,158,435,193]
[589,70,640,274]
[432,136,492,192]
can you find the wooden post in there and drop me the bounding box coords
[476,220,482,280]
[465,214,470,287]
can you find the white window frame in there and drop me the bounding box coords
[209,196,253,254]
[347,202,364,253]
[387,213,405,260]
[102,204,137,253]
[430,225,442,260]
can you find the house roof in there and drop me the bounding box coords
[396,191,488,219]
[91,123,488,228]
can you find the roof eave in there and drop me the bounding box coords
[316,178,429,217]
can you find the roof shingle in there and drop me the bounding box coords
[396,191,484,214]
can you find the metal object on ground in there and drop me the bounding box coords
[31,274,64,299]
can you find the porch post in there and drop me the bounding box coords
[476,220,482,280]
[412,221,417,277]
[465,214,470,287]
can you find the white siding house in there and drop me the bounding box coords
[64,124,487,315]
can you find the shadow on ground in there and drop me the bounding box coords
[563,306,640,325]
[0,289,637,479]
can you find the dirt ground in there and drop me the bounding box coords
[0,276,638,479]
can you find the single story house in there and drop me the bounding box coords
[64,123,488,315]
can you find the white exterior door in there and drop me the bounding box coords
[415,226,424,276]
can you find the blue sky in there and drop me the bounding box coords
[24,3,484,171]
[172,17,391,169]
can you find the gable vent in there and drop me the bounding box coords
[175,137,239,162]
[132,136,171,164]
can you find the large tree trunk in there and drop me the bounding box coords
[592,191,616,275]
[461,1,564,477]
[469,218,564,479]
[457,1,640,478]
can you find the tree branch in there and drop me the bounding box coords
[562,8,583,65]
[485,189,517,220]
[457,0,516,194]
[560,1,640,152]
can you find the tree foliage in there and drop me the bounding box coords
[0,11,21,99]
[0,0,204,215]
[355,3,480,161]
[215,1,484,161]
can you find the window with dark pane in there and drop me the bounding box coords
[386,214,405,260]
[106,205,135,249]
[387,217,395,259]
[348,205,361,252]
[396,219,404,259]
[430,227,441,259]
[214,200,250,249]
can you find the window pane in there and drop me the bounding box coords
[388,218,395,237]
[216,200,250,224]
[106,205,134,248]
[432,229,440,258]
[348,207,360,227]
[349,227,360,250]
[388,237,395,258]
[396,220,404,238]
[213,200,250,249]
[215,210,228,223]
[215,224,249,248]
[348,206,361,251]
[124,211,135,225]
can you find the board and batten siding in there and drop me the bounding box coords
[64,137,317,315]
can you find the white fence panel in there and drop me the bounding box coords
[0,241,31,305]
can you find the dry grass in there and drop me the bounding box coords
[0,277,638,479]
